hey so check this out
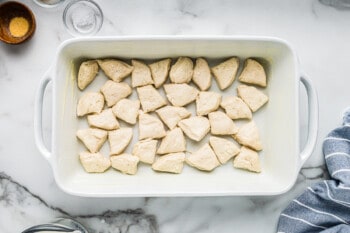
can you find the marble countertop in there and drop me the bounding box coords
[1,0,350,232]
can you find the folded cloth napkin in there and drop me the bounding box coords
[277,110,350,233]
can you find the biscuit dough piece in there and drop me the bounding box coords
[169,57,193,83]
[77,92,104,117]
[76,128,107,153]
[220,96,252,120]
[87,108,119,130]
[138,113,166,140]
[178,116,210,142]
[209,136,240,164]
[137,85,167,113]
[112,99,140,125]
[152,152,186,174]
[110,154,139,175]
[149,58,171,88]
[196,91,221,116]
[157,128,186,154]
[131,60,154,87]
[237,85,268,112]
[186,143,220,171]
[208,111,238,135]
[100,80,132,107]
[164,83,199,107]
[78,60,99,90]
[193,58,211,91]
[156,106,191,130]
[238,59,267,87]
[80,152,111,173]
[132,139,158,164]
[234,121,262,151]
[211,57,239,90]
[233,146,261,173]
[97,59,133,82]
[108,128,133,155]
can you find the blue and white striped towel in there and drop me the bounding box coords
[277,110,350,233]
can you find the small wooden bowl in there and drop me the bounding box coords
[0,1,36,44]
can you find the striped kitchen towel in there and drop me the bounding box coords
[277,109,350,233]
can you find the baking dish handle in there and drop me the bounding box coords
[34,69,53,163]
[299,73,319,167]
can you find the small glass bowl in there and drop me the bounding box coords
[33,0,65,8]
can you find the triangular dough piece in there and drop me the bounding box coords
[108,128,133,155]
[87,108,119,130]
[97,59,133,82]
[178,116,210,142]
[156,106,191,130]
[233,146,261,173]
[211,57,239,90]
[100,80,132,107]
[234,121,262,151]
[132,139,158,164]
[237,85,268,112]
[131,59,154,88]
[193,58,211,91]
[149,58,171,88]
[137,85,167,113]
[76,128,107,153]
[220,96,252,120]
[164,83,199,107]
[138,113,166,140]
[208,111,238,135]
[79,152,111,173]
[186,143,220,171]
[196,91,221,116]
[78,60,99,90]
[238,59,267,87]
[157,128,186,154]
[110,154,139,175]
[169,57,193,83]
[77,92,104,117]
[209,136,240,164]
[152,152,186,174]
[112,99,140,125]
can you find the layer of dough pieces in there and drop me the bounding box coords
[138,112,166,140]
[193,58,211,91]
[109,128,133,155]
[196,91,221,116]
[238,59,267,87]
[100,80,132,107]
[164,83,199,107]
[149,58,171,88]
[78,60,98,90]
[132,139,158,164]
[112,99,140,125]
[209,136,240,164]
[77,92,104,117]
[211,57,239,90]
[152,152,185,174]
[131,59,154,88]
[97,59,133,82]
[233,146,261,173]
[178,116,210,142]
[234,121,262,151]
[220,96,252,120]
[169,57,193,83]
[137,85,167,113]
[208,111,238,135]
[157,128,186,154]
[237,85,268,112]
[87,108,119,130]
[156,106,191,130]
[186,143,220,171]
[110,154,139,175]
[76,128,107,153]
[80,152,111,173]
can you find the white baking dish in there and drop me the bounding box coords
[34,36,318,197]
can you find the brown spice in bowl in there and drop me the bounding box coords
[9,17,29,37]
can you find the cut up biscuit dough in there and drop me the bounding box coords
[100,80,132,107]
[112,99,140,125]
[108,128,133,155]
[209,136,240,164]
[234,121,262,151]
[220,96,252,120]
[211,57,239,90]
[79,152,111,173]
[78,60,99,90]
[149,58,171,88]
[237,85,268,112]
[138,112,166,140]
[178,116,210,142]
[238,59,267,87]
[164,83,199,107]
[233,146,261,173]
[156,106,191,130]
[157,127,186,154]
[132,139,158,164]
[110,153,139,175]
[208,111,238,135]
[193,58,211,91]
[77,92,104,117]
[87,108,120,130]
[131,60,154,88]
[76,128,107,153]
[137,85,167,113]
[97,59,133,82]
[169,57,193,83]
[196,91,221,116]
[186,143,220,171]
[152,152,186,174]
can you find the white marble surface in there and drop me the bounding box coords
[1,0,350,232]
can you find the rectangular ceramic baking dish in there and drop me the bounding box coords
[34,36,318,197]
